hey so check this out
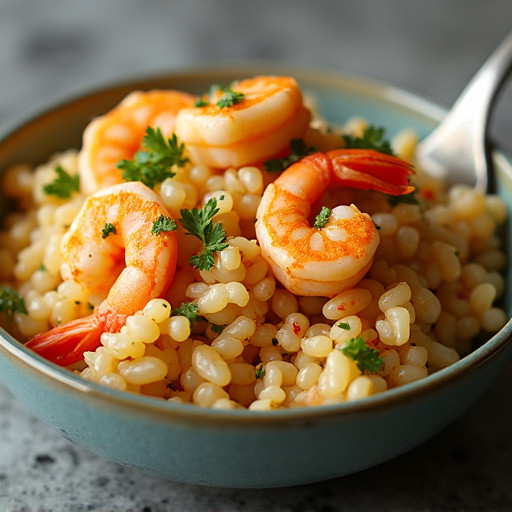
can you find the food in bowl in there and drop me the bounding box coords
[0,75,507,410]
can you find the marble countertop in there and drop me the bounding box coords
[1,1,512,510]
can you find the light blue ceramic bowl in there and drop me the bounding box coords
[1,66,511,488]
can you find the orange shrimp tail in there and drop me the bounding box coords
[26,314,104,367]
[328,149,415,196]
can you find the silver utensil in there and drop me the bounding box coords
[415,31,512,191]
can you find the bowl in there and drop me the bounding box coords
[1,65,511,488]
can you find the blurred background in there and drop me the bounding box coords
[1,1,512,511]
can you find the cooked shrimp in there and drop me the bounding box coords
[26,181,178,365]
[79,90,195,194]
[174,76,311,168]
[255,149,414,297]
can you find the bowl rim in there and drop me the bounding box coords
[1,63,511,424]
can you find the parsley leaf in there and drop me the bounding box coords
[43,165,80,199]
[152,215,177,235]
[264,138,316,173]
[172,301,199,323]
[117,127,188,189]
[337,322,351,330]
[342,125,394,155]
[211,324,226,335]
[0,286,27,319]
[101,223,117,239]
[255,363,265,379]
[340,337,383,373]
[216,87,245,108]
[313,206,331,229]
[386,191,420,207]
[179,198,229,271]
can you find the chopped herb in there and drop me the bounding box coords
[313,206,331,229]
[42,165,80,199]
[101,222,117,239]
[264,138,317,173]
[179,198,228,270]
[0,286,27,319]
[118,127,188,189]
[152,215,177,235]
[194,97,209,107]
[74,300,81,305]
[38,263,47,272]
[340,337,384,373]
[216,87,245,108]
[343,125,394,155]
[211,324,226,335]
[166,382,177,391]
[172,301,200,323]
[386,191,419,207]
[255,363,265,379]
[337,322,350,330]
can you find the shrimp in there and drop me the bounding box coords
[255,149,414,297]
[79,90,195,194]
[26,181,178,366]
[174,76,311,168]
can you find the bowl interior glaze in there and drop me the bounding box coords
[1,65,512,488]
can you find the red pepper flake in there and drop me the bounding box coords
[421,188,435,200]
[337,304,346,311]
[292,321,300,335]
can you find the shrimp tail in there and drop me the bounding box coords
[26,314,104,366]
[328,149,415,196]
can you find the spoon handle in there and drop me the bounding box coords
[417,31,512,190]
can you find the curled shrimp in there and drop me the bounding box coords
[255,149,414,297]
[174,76,311,168]
[26,182,178,366]
[79,90,195,194]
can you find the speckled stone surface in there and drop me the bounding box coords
[1,1,512,510]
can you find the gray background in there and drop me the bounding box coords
[1,1,512,511]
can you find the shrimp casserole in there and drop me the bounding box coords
[0,76,507,410]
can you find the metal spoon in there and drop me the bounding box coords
[415,31,512,191]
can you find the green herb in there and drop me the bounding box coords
[337,322,350,330]
[340,337,383,373]
[211,324,226,335]
[313,206,331,229]
[179,198,229,270]
[38,263,47,272]
[172,301,199,323]
[101,222,117,239]
[0,286,27,319]
[386,191,419,207]
[342,125,394,155]
[42,165,80,199]
[118,127,188,189]
[216,87,245,108]
[255,363,265,379]
[194,97,209,107]
[152,215,177,235]
[264,138,317,173]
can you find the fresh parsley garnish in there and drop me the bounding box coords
[386,191,420,207]
[117,127,188,189]
[313,206,331,229]
[179,198,229,271]
[42,165,80,199]
[172,301,199,323]
[101,222,117,239]
[211,324,226,335]
[152,215,177,235]
[264,138,316,173]
[343,125,394,155]
[337,322,350,330]
[0,286,27,319]
[216,87,245,108]
[340,337,383,373]
[255,363,265,379]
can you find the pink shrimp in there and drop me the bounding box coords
[255,149,414,297]
[79,90,195,194]
[26,182,178,366]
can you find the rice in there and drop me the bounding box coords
[0,111,508,410]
